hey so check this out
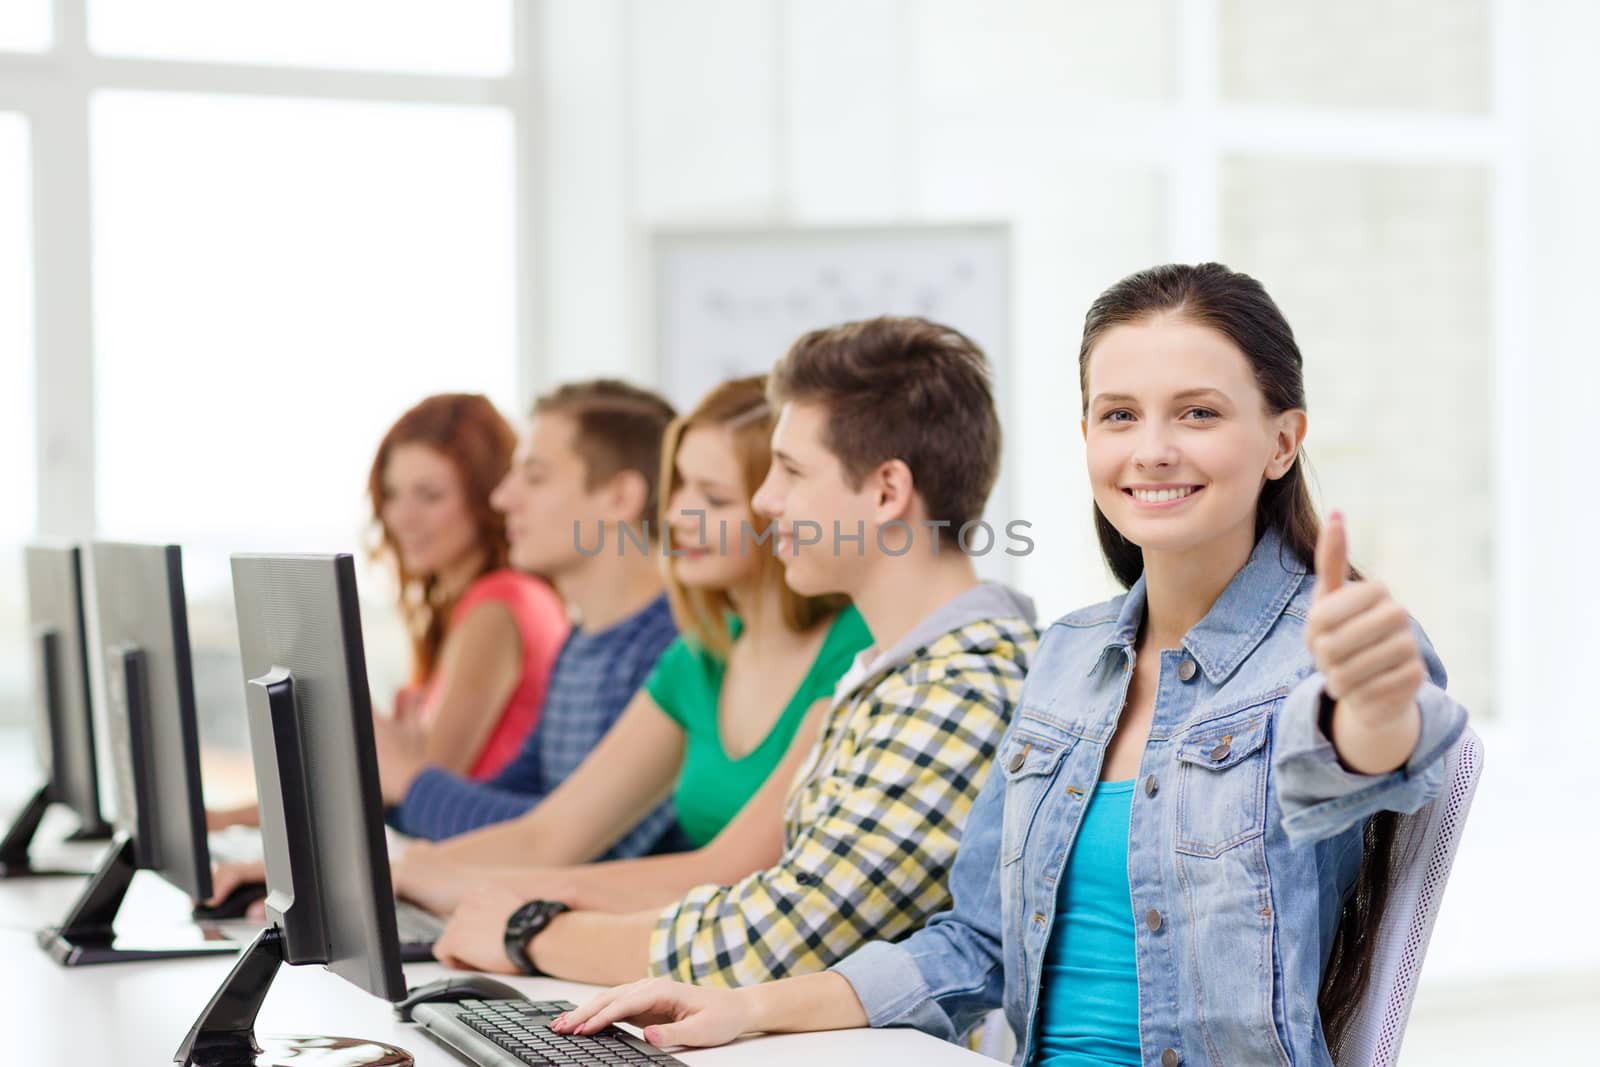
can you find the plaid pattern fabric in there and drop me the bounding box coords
[648,613,1037,987]
[394,595,680,856]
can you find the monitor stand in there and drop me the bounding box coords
[36,832,241,966]
[176,926,413,1067]
[62,819,115,843]
[0,782,107,878]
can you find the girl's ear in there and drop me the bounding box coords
[1266,409,1309,480]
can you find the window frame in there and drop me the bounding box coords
[0,0,543,542]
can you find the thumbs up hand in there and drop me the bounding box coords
[1305,512,1425,773]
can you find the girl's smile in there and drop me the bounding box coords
[1122,483,1205,508]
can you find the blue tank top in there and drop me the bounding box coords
[1034,778,1140,1067]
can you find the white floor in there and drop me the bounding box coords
[1391,970,1599,1064]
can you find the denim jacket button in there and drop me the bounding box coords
[1008,750,1026,773]
[1145,908,1163,932]
[1144,774,1158,798]
[1210,737,1232,761]
[1178,658,1197,682]
[1161,1049,1180,1067]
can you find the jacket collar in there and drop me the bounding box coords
[1090,527,1308,685]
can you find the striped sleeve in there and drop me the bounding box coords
[389,765,546,841]
[646,636,1026,987]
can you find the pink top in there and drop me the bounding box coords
[427,569,570,780]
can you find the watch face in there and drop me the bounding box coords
[505,900,569,976]
[505,903,543,975]
[513,900,565,936]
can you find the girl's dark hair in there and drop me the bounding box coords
[1078,262,1393,1059]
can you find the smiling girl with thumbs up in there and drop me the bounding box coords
[551,263,1471,1067]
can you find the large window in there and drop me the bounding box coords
[1222,158,1493,715]
[1221,0,1489,111]
[1211,2,1496,715]
[0,1,51,53]
[0,7,528,752]
[0,114,35,718]
[91,91,518,742]
[89,0,511,76]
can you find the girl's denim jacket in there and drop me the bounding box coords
[832,529,1469,1066]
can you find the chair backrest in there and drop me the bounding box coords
[1341,727,1484,1067]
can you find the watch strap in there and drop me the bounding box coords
[503,899,570,976]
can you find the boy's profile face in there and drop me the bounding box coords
[752,401,879,597]
[491,412,614,578]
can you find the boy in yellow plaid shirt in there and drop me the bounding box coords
[430,317,1038,986]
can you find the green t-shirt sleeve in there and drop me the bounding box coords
[643,636,699,728]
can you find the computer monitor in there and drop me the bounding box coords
[1,545,113,879]
[175,553,412,1067]
[35,542,239,965]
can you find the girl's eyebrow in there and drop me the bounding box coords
[1172,388,1228,403]
[1091,387,1228,405]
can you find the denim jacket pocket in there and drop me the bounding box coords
[1174,712,1273,858]
[999,726,1073,866]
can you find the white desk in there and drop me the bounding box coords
[0,809,996,1066]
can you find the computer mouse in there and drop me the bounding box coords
[191,880,269,921]
[394,975,527,1022]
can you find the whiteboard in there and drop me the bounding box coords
[652,224,1013,579]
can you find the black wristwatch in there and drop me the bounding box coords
[503,899,569,976]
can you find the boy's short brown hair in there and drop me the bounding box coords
[533,379,677,523]
[768,316,1000,541]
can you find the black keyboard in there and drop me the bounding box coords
[395,898,445,942]
[393,898,445,962]
[455,999,685,1066]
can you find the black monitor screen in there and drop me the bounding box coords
[230,552,406,1003]
[87,542,213,900]
[23,545,105,832]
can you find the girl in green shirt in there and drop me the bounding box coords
[395,375,873,912]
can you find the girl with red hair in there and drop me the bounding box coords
[209,393,568,830]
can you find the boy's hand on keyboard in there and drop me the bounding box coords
[205,803,260,833]
[391,844,465,916]
[553,978,752,1050]
[372,712,428,805]
[205,860,269,919]
[432,886,525,975]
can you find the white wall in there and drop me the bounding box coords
[535,0,1173,626]
[530,0,1600,986]
[1427,0,1600,985]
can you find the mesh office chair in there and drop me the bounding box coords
[972,727,1485,1065]
[1341,726,1484,1067]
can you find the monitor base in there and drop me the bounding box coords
[61,821,114,842]
[0,783,109,878]
[37,923,240,966]
[240,1036,413,1067]
[175,926,414,1067]
[0,860,98,879]
[36,831,240,966]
